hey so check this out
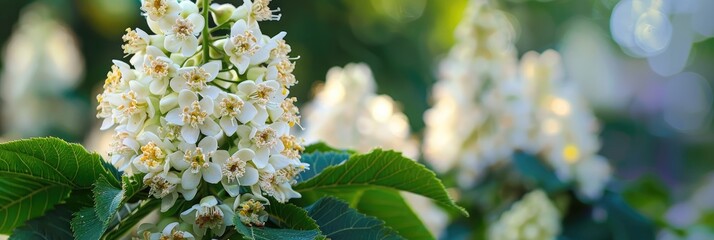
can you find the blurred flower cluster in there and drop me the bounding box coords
[424,0,611,199]
[0,3,85,139]
[94,0,307,238]
[488,190,561,240]
[302,63,419,159]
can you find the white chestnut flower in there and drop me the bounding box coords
[143,171,182,212]
[214,92,258,136]
[140,222,195,240]
[252,164,303,203]
[169,136,223,190]
[105,80,155,133]
[224,20,284,74]
[170,61,222,98]
[165,90,221,144]
[236,79,286,124]
[234,0,282,22]
[141,46,179,95]
[180,196,235,237]
[164,12,204,56]
[122,28,151,65]
[132,131,176,174]
[140,0,181,29]
[107,131,140,171]
[213,148,260,197]
[235,122,290,169]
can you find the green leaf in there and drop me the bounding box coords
[0,177,71,234]
[294,149,467,216]
[0,137,116,188]
[302,142,352,154]
[71,208,103,240]
[235,224,322,240]
[354,189,434,240]
[9,204,74,240]
[298,151,350,183]
[306,197,404,240]
[104,200,159,240]
[0,137,115,233]
[265,201,320,230]
[513,152,570,193]
[602,192,656,240]
[83,173,147,238]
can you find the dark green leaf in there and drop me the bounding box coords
[71,208,103,240]
[513,152,570,193]
[104,200,160,240]
[294,149,467,216]
[602,192,656,240]
[234,224,322,240]
[9,204,74,240]
[297,151,350,183]
[0,137,115,233]
[355,189,434,240]
[265,201,319,230]
[306,197,404,240]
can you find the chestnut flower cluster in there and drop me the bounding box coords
[95,0,306,238]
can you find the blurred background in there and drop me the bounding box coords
[0,0,713,238]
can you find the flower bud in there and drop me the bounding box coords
[247,67,267,81]
[160,92,178,114]
[211,3,236,25]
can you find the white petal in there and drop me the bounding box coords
[180,186,198,200]
[269,155,291,169]
[165,108,184,125]
[230,19,247,37]
[200,119,221,137]
[182,126,200,144]
[253,148,270,169]
[202,61,221,80]
[213,150,229,165]
[252,108,268,124]
[160,193,178,212]
[146,46,167,58]
[203,163,222,184]
[198,136,218,153]
[237,102,257,123]
[170,75,188,92]
[178,90,198,107]
[164,35,182,53]
[233,56,249,75]
[169,152,189,171]
[127,114,145,132]
[100,118,115,130]
[182,171,201,190]
[251,46,271,65]
[160,93,179,114]
[180,37,198,56]
[237,81,257,95]
[222,180,241,197]
[239,167,259,186]
[188,13,205,34]
[236,148,255,161]
[220,117,238,136]
[149,78,168,95]
[200,86,220,99]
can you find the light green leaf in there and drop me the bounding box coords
[306,197,404,240]
[81,173,147,239]
[0,137,116,234]
[294,149,467,216]
[355,189,434,240]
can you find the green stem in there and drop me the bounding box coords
[202,0,212,64]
